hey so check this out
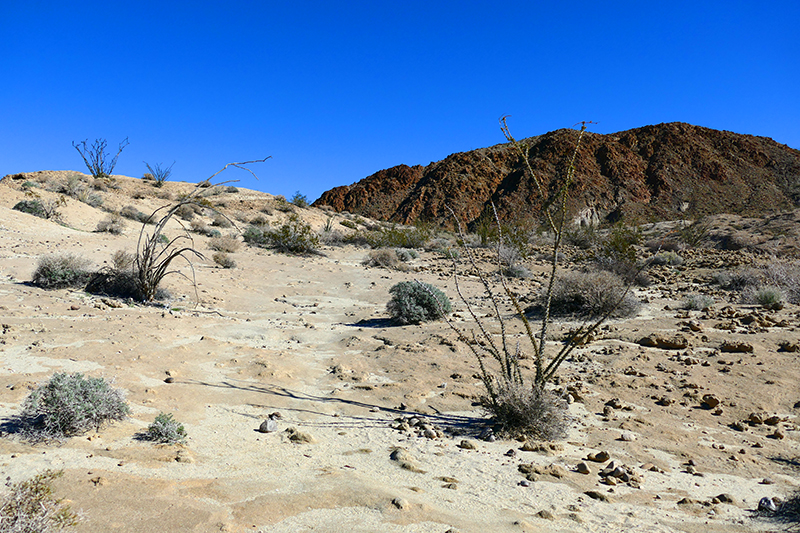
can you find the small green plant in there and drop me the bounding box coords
[395,248,419,262]
[290,191,309,208]
[72,138,129,179]
[274,195,293,212]
[0,469,78,532]
[339,219,358,230]
[212,252,236,269]
[31,254,93,289]
[146,412,187,444]
[96,213,126,235]
[13,196,65,221]
[120,205,151,224]
[682,294,715,310]
[387,281,451,324]
[592,223,643,283]
[18,372,129,441]
[746,286,784,309]
[143,161,174,188]
[267,214,320,254]
[648,251,684,266]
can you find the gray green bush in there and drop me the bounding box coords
[387,281,451,324]
[682,294,715,310]
[96,213,126,234]
[146,412,187,444]
[31,254,93,289]
[18,372,129,441]
[0,469,78,532]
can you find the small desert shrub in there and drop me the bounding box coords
[274,196,293,212]
[17,372,129,441]
[143,161,174,188]
[387,281,451,324]
[592,224,644,283]
[268,214,320,254]
[120,205,151,223]
[713,267,762,290]
[744,286,784,309]
[225,186,238,193]
[290,191,309,208]
[648,251,684,266]
[78,191,103,208]
[395,248,419,262]
[31,254,92,289]
[211,214,232,228]
[175,204,196,221]
[208,235,240,253]
[85,250,145,301]
[644,237,684,253]
[0,469,78,532]
[762,261,800,304]
[563,225,599,249]
[485,384,569,440]
[212,252,236,269]
[682,294,714,310]
[250,215,270,226]
[146,412,187,444]
[678,219,710,247]
[319,228,346,246]
[242,225,269,246]
[536,270,640,318]
[13,199,61,220]
[363,249,409,271]
[96,214,126,235]
[367,225,434,249]
[339,219,358,230]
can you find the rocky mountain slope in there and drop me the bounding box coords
[314,122,800,228]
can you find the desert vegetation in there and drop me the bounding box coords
[0,470,78,532]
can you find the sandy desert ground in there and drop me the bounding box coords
[0,171,798,532]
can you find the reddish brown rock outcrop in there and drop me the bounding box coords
[314,122,800,227]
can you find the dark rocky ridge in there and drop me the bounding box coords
[314,122,800,228]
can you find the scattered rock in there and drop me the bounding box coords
[70,304,80,311]
[285,427,316,444]
[712,493,736,504]
[701,394,721,409]
[576,462,591,474]
[535,509,555,520]
[391,497,410,510]
[778,341,800,352]
[584,490,611,502]
[721,341,754,353]
[389,448,426,473]
[587,451,610,462]
[758,497,778,512]
[638,333,689,350]
[458,440,476,450]
[258,417,278,433]
[619,432,636,442]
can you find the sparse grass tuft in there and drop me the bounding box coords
[146,412,187,444]
[17,372,129,442]
[744,286,784,309]
[31,254,93,289]
[208,235,240,253]
[682,294,714,310]
[387,281,451,324]
[0,469,78,532]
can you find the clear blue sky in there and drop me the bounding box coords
[2,1,798,202]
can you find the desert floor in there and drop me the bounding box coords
[1,172,798,532]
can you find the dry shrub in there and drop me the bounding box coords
[211,214,232,228]
[363,249,409,271]
[534,269,640,319]
[0,470,78,532]
[31,254,93,289]
[208,235,240,253]
[212,252,236,269]
[487,383,569,440]
[96,213,126,234]
[120,205,150,223]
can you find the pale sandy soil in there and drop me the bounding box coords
[0,172,798,532]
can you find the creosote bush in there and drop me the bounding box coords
[146,412,187,444]
[0,469,78,532]
[31,254,93,289]
[268,214,320,254]
[387,281,451,324]
[18,372,129,441]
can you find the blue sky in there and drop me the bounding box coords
[2,1,798,202]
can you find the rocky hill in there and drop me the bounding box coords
[314,122,800,228]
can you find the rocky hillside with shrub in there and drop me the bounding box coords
[314,122,800,228]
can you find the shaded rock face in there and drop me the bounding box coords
[314,122,800,227]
